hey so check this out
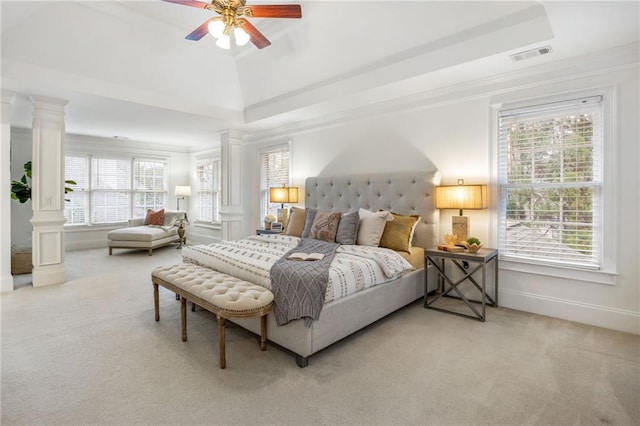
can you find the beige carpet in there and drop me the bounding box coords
[1,246,639,425]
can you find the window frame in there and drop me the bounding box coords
[64,153,169,226]
[490,87,617,285]
[259,141,292,222]
[194,157,222,225]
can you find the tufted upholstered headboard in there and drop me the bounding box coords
[305,171,441,250]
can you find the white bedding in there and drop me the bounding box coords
[181,234,413,304]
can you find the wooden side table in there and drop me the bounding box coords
[424,248,498,322]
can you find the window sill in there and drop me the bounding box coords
[194,222,221,231]
[500,259,617,285]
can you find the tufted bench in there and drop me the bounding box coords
[151,263,274,369]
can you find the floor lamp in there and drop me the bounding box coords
[175,185,191,211]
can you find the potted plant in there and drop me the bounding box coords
[462,237,483,253]
[263,213,276,230]
[11,161,76,203]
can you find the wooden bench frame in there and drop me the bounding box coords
[152,275,273,369]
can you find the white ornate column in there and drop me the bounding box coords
[1,91,16,292]
[219,129,244,241]
[30,96,68,287]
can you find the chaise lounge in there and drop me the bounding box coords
[107,210,187,256]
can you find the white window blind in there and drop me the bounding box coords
[196,158,221,223]
[91,157,131,224]
[64,154,169,225]
[260,146,290,219]
[64,155,89,225]
[497,96,603,269]
[133,159,167,218]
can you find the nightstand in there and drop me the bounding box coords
[424,248,498,322]
[256,228,283,235]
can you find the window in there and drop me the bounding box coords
[64,155,89,225]
[133,160,167,218]
[64,155,168,225]
[497,95,603,270]
[196,158,221,223]
[260,145,290,220]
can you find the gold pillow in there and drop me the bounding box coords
[285,207,306,237]
[379,213,420,253]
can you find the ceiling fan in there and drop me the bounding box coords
[162,0,302,50]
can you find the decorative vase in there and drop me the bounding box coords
[464,242,483,253]
[264,221,272,230]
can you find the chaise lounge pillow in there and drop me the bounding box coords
[145,209,165,226]
[379,212,421,253]
[356,208,393,246]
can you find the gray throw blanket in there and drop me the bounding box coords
[270,238,339,326]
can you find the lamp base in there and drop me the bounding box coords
[277,208,289,228]
[452,215,469,242]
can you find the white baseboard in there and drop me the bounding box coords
[500,288,640,335]
[1,274,14,292]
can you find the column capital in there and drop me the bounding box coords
[29,96,68,118]
[220,129,243,145]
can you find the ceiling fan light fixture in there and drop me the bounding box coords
[208,19,225,38]
[234,26,250,46]
[216,34,231,49]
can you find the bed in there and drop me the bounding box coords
[183,171,440,367]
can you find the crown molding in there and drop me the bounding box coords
[243,42,639,143]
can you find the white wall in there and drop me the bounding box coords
[243,56,639,334]
[9,129,192,251]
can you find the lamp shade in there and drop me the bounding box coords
[434,185,487,210]
[269,185,299,204]
[174,185,191,197]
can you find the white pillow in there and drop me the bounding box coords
[357,208,394,246]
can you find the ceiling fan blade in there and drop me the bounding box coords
[246,4,302,18]
[161,0,209,9]
[186,19,212,41]
[240,20,271,49]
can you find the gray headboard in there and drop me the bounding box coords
[305,171,441,249]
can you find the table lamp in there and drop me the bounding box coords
[269,184,299,225]
[434,179,487,242]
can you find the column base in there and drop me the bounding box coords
[32,265,65,287]
[0,274,14,292]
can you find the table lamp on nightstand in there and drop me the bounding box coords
[434,179,487,242]
[269,184,299,226]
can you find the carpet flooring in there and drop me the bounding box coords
[1,246,639,425]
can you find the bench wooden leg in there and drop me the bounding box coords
[153,283,160,321]
[218,316,226,369]
[148,249,153,256]
[260,314,268,351]
[181,296,187,342]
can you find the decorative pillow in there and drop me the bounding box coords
[301,208,318,238]
[309,211,342,242]
[357,208,393,246]
[335,210,359,245]
[285,207,306,237]
[379,213,421,253]
[145,209,165,226]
